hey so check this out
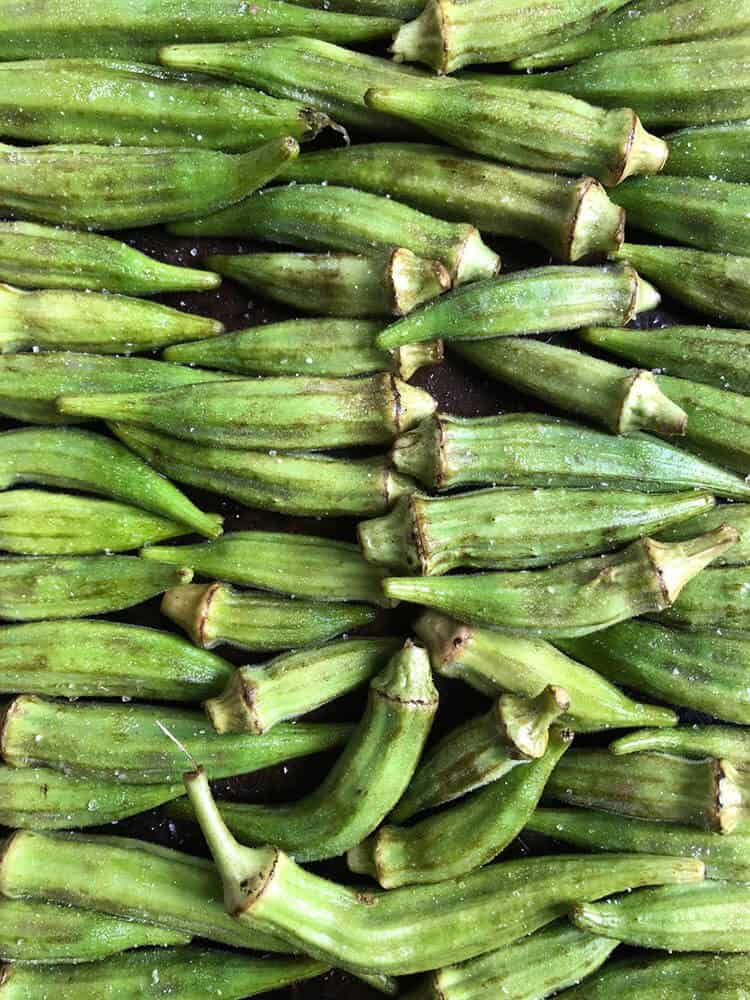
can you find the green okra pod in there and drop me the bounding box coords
[611,725,750,764]
[557,953,750,1000]
[655,505,750,566]
[60,373,437,451]
[0,619,232,701]
[204,250,450,318]
[391,412,750,500]
[666,121,750,183]
[204,637,400,732]
[113,423,415,519]
[348,726,572,887]
[383,527,737,638]
[165,585,379,656]
[453,339,688,439]
[140,530,391,606]
[416,610,678,732]
[359,487,714,574]
[165,317,443,378]
[364,82,668,186]
[0,221,219,295]
[651,565,750,632]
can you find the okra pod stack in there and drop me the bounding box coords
[666,121,750,182]
[558,954,750,999]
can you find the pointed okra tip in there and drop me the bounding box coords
[161,582,222,648]
[497,685,571,759]
[371,639,439,709]
[646,524,740,606]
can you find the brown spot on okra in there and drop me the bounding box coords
[391,373,403,435]
[355,890,378,906]
[196,582,222,648]
[613,110,639,187]
[435,415,448,490]
[234,848,281,919]
[411,496,430,575]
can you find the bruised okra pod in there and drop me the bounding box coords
[666,121,750,183]
[165,317,443,378]
[0,619,233,701]
[0,221,219,295]
[612,725,750,764]
[113,424,415,519]
[656,505,750,566]
[359,488,714,574]
[416,610,678,732]
[170,185,500,287]
[453,339,688,439]
[205,250,450,318]
[204,637,399,732]
[652,565,750,632]
[383,527,737,638]
[558,953,750,1000]
[165,585,379,656]
[60,373,437,451]
[0,695,352,784]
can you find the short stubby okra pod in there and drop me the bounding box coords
[416,610,678,732]
[364,82,668,186]
[651,565,750,633]
[113,423,414,519]
[140,530,391,606]
[666,121,750,183]
[204,637,399,732]
[0,695,352,784]
[0,555,192,621]
[391,412,750,501]
[359,487,714,574]
[545,749,745,833]
[557,953,750,1000]
[611,725,750,765]
[60,373,437,452]
[165,317,443,378]
[454,339,688,440]
[383,527,737,638]
[283,143,625,262]
[0,221,220,295]
[656,505,750,567]
[170,184,500,287]
[0,619,232,701]
[165,584,379,656]
[0,427,222,539]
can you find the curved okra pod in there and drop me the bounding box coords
[557,953,750,999]
[165,585,379,656]
[0,619,232,701]
[359,488,714,574]
[282,143,625,261]
[611,726,750,764]
[666,121,750,182]
[656,505,750,565]
[383,527,737,638]
[204,637,400,732]
[651,565,750,632]
[416,610,678,732]
[204,250,450,318]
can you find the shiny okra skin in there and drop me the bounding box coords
[0,619,233,701]
[359,488,714,574]
[204,637,399,732]
[165,584,379,656]
[651,565,750,632]
[281,144,625,262]
[558,953,750,1000]
[611,725,750,764]
[659,505,750,566]
[666,122,750,183]
[0,695,352,784]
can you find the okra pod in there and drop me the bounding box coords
[204,250,450,317]
[166,585,379,657]
[60,373,436,451]
[0,221,219,295]
[666,121,750,183]
[558,953,750,999]
[652,565,750,632]
[169,184,500,286]
[391,412,750,500]
[655,505,750,566]
[611,726,750,764]
[282,143,625,261]
[453,339,688,439]
[359,487,714,574]
[0,556,192,621]
[165,317,443,378]
[383,527,736,638]
[1,696,352,784]
[364,82,668,186]
[113,423,414,519]
[348,727,571,887]
[545,749,745,832]
[204,637,399,732]
[0,619,232,701]
[416,610,678,732]
[0,137,299,231]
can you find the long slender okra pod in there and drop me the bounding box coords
[165,585,379,657]
[113,423,415,519]
[204,637,400,732]
[391,413,750,500]
[656,505,750,566]
[557,953,750,999]
[0,221,219,295]
[164,317,443,378]
[651,565,750,632]
[453,339,688,439]
[0,619,233,701]
[359,488,714,574]
[384,527,737,638]
[611,726,750,764]
[281,144,625,261]
[204,250,450,318]
[169,184,500,286]
[416,610,678,732]
[666,122,750,182]
[60,374,437,451]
